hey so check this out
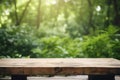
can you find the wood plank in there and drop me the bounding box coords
[0,58,120,67]
[0,58,120,75]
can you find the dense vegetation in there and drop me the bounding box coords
[0,0,120,59]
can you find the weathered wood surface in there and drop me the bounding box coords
[0,58,120,75]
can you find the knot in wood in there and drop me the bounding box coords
[54,67,62,74]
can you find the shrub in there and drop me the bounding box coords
[0,25,35,58]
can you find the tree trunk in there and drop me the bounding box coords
[19,0,32,25]
[13,0,19,26]
[105,0,112,27]
[14,0,31,26]
[113,0,120,27]
[36,0,41,29]
[87,0,95,33]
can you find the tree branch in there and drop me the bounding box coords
[18,0,32,25]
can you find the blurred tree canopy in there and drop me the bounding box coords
[0,0,120,59]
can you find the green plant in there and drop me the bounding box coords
[78,26,119,58]
[0,25,35,58]
[31,36,81,58]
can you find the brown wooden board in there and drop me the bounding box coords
[0,58,120,75]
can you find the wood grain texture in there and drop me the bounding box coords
[0,58,120,75]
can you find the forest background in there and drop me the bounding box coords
[0,0,120,59]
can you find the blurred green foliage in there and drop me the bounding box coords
[31,36,81,58]
[80,26,120,58]
[0,0,120,59]
[0,25,35,58]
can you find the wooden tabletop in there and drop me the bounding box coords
[0,58,120,75]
